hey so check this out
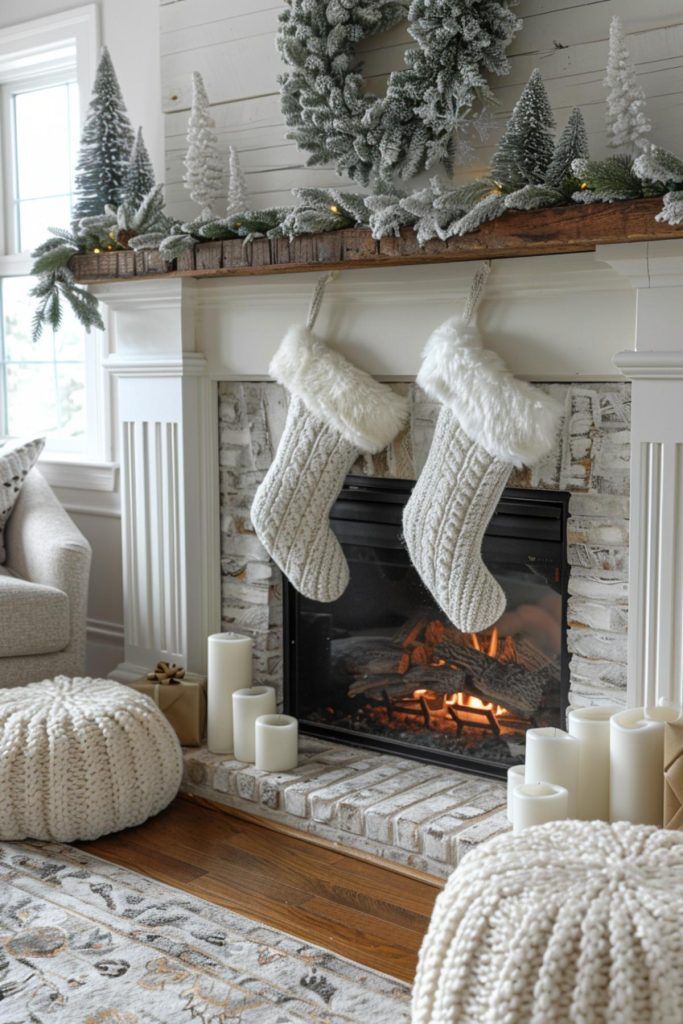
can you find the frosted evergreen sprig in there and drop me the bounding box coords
[633,145,683,186]
[656,191,683,225]
[365,193,416,240]
[29,234,104,342]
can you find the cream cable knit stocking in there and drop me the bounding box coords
[404,262,562,633]
[252,274,409,603]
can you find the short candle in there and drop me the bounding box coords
[232,686,277,763]
[507,764,525,823]
[255,714,298,772]
[512,782,569,833]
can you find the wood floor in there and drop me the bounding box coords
[78,797,440,982]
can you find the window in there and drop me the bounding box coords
[0,5,105,463]
[9,78,79,253]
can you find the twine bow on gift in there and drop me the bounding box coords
[146,661,186,685]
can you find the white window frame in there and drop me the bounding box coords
[0,5,116,489]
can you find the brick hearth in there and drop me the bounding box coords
[182,738,508,879]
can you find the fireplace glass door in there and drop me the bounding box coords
[284,477,569,778]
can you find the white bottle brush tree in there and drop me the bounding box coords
[183,71,223,221]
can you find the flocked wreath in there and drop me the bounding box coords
[277,0,521,186]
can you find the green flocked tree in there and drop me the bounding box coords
[121,127,156,209]
[72,47,135,223]
[491,69,555,188]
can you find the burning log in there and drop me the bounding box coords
[347,664,466,700]
[434,637,546,717]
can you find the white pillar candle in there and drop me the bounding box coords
[507,764,525,823]
[525,727,580,817]
[568,705,622,821]
[207,632,253,754]
[255,714,298,772]
[610,705,680,826]
[232,686,277,763]
[512,783,569,833]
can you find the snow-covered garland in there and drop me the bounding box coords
[30,21,683,339]
[276,0,521,185]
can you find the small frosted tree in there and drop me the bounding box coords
[121,128,155,209]
[72,47,135,222]
[604,16,651,152]
[545,108,589,188]
[226,146,248,217]
[183,71,223,218]
[490,69,555,188]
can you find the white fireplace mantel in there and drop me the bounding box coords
[93,242,683,703]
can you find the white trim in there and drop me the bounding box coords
[62,501,121,519]
[104,353,207,378]
[39,454,118,492]
[0,6,98,95]
[87,617,124,644]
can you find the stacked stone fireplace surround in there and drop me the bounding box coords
[182,378,631,878]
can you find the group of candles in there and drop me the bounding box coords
[206,632,299,771]
[508,703,680,831]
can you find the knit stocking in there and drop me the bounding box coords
[404,262,562,633]
[252,274,408,603]
[252,397,359,602]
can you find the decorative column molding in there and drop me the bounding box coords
[601,240,683,708]
[94,279,220,682]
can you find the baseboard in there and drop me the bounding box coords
[86,619,124,679]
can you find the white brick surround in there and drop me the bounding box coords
[182,739,508,879]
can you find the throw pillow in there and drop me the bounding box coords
[0,437,45,563]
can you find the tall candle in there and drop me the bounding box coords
[507,764,525,823]
[207,632,253,754]
[512,782,569,833]
[255,714,298,772]
[232,686,277,763]
[525,727,580,817]
[568,705,622,821]
[610,705,680,826]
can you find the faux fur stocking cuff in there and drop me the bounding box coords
[417,316,563,468]
[270,325,409,453]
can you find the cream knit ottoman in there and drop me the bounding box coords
[412,820,683,1024]
[0,675,183,842]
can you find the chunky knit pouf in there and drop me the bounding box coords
[0,676,183,842]
[412,820,683,1024]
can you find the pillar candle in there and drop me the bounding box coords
[507,764,525,823]
[255,714,298,772]
[232,686,277,763]
[610,705,680,826]
[512,782,569,833]
[207,632,253,754]
[568,705,622,821]
[525,727,580,817]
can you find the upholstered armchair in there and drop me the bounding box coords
[0,470,91,687]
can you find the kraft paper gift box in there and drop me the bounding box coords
[129,672,206,747]
[664,721,683,829]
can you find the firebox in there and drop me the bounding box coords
[283,476,569,779]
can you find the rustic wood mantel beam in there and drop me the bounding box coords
[70,198,683,284]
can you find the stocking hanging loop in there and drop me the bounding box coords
[306,270,338,331]
[463,259,491,325]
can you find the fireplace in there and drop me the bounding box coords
[284,476,569,779]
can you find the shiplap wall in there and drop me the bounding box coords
[160,0,683,223]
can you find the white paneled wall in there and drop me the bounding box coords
[161,0,683,222]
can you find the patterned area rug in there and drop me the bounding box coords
[0,841,411,1023]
